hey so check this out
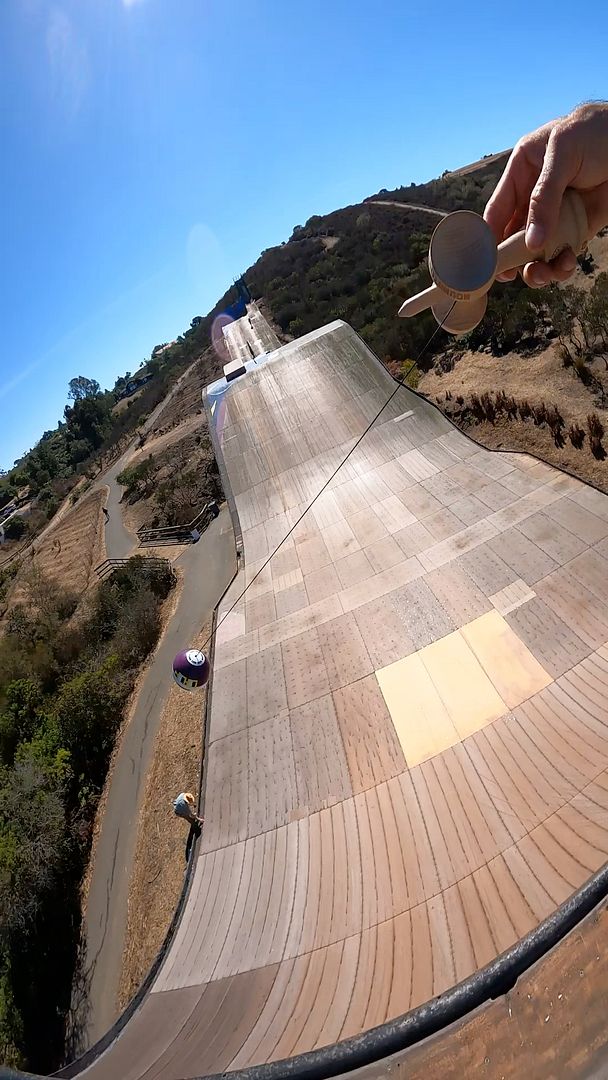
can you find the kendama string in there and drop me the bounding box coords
[201,301,456,655]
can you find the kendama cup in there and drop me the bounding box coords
[398,189,589,335]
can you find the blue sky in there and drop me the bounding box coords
[1,0,606,469]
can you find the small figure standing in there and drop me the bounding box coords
[173,791,202,826]
[173,791,203,863]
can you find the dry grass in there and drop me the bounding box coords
[79,575,184,921]
[421,339,608,492]
[3,489,108,617]
[446,149,510,177]
[117,620,210,1009]
[454,413,608,492]
[146,351,220,438]
[119,426,220,537]
[111,387,145,415]
[127,414,202,468]
[32,488,107,594]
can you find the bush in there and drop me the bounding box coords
[470,393,484,421]
[115,587,161,668]
[590,435,606,460]
[53,657,127,786]
[568,423,585,449]
[116,456,156,500]
[573,356,593,386]
[587,413,605,441]
[3,517,27,542]
[480,392,495,422]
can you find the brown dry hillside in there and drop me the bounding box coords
[146,349,221,438]
[446,149,510,177]
[118,616,209,1010]
[420,239,608,493]
[33,488,106,595]
[421,347,608,492]
[120,426,222,537]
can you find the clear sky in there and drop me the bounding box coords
[1,0,607,469]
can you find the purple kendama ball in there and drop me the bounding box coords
[172,648,210,691]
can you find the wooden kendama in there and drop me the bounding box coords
[397,189,589,334]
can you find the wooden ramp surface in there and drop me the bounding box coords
[81,320,608,1079]
[221,301,281,364]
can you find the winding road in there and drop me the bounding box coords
[77,427,236,1051]
[368,199,447,217]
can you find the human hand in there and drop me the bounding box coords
[484,102,608,287]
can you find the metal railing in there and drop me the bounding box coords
[94,556,173,581]
[136,501,219,545]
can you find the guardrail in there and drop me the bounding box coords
[94,556,173,581]
[136,500,220,546]
[0,540,30,570]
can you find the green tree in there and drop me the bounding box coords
[53,658,126,783]
[67,376,101,402]
[0,486,16,511]
[0,680,43,764]
[116,455,156,499]
[64,395,111,453]
[3,517,27,541]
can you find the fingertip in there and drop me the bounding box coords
[522,261,550,289]
[483,202,506,243]
[525,221,545,252]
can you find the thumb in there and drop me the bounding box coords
[526,130,575,252]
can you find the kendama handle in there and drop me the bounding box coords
[496,188,588,276]
[398,284,439,317]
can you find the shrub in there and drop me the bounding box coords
[545,405,565,447]
[588,413,605,441]
[3,517,27,542]
[53,657,127,785]
[518,399,532,421]
[480,392,495,422]
[590,435,607,460]
[573,356,593,386]
[568,423,585,449]
[494,390,508,414]
[405,365,419,389]
[116,456,156,500]
[114,587,161,668]
[470,393,484,421]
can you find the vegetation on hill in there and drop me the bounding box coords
[0,558,175,1070]
[118,429,223,531]
[365,151,511,213]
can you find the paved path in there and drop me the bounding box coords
[93,451,138,558]
[368,199,447,217]
[79,508,235,1050]
[75,318,608,1079]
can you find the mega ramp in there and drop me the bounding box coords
[66,320,608,1079]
